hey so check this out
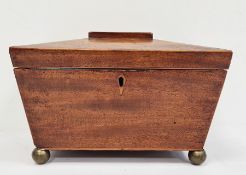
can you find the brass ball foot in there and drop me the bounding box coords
[188,149,206,165]
[32,148,50,164]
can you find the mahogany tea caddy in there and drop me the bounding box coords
[9,32,232,165]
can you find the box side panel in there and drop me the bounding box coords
[14,69,226,150]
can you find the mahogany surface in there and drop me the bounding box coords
[15,68,226,150]
[9,32,232,69]
[10,32,232,151]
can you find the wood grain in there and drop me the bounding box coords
[14,68,226,150]
[9,35,232,69]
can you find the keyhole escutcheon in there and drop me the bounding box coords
[118,75,126,95]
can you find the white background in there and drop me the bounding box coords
[0,0,246,174]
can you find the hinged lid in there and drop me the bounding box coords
[10,32,232,69]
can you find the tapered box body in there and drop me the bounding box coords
[10,32,232,151]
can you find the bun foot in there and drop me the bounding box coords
[188,149,206,165]
[32,148,50,164]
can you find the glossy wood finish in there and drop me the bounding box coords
[9,32,232,69]
[14,68,226,150]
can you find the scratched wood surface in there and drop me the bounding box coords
[14,69,226,150]
[9,32,232,69]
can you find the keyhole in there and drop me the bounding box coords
[118,76,125,87]
[118,75,125,95]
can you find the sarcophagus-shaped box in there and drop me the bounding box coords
[10,32,232,165]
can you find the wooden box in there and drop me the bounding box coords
[10,32,232,165]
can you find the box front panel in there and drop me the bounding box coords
[15,69,226,150]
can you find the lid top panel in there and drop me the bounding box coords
[11,38,229,52]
